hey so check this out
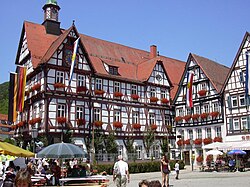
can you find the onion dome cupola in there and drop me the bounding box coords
[42,0,61,35]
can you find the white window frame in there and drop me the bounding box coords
[131,85,137,95]
[76,106,84,119]
[149,113,155,125]
[114,81,120,92]
[77,75,85,87]
[215,126,222,137]
[164,115,170,126]
[94,108,101,121]
[95,78,102,90]
[206,128,212,138]
[57,104,66,117]
[135,145,142,159]
[239,94,245,107]
[150,87,156,97]
[114,110,121,122]
[232,96,238,107]
[132,112,139,124]
[197,129,202,139]
[161,89,167,99]
[56,71,64,83]
[188,129,193,140]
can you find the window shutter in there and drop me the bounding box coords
[229,118,233,131]
[247,116,250,130]
[239,71,244,83]
[227,96,232,109]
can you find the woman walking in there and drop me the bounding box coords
[160,155,170,187]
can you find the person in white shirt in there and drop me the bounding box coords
[113,155,130,187]
[174,160,180,180]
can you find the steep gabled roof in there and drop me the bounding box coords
[192,53,230,92]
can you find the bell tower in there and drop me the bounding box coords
[42,0,61,35]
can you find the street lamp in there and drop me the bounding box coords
[190,139,194,171]
[30,128,38,153]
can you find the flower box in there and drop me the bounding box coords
[203,138,212,145]
[77,118,86,126]
[174,116,183,122]
[183,115,192,122]
[76,86,87,93]
[161,98,169,104]
[150,124,157,130]
[11,125,17,130]
[29,117,42,126]
[210,111,220,118]
[184,139,191,145]
[192,114,200,120]
[194,138,202,145]
[200,113,209,119]
[17,121,25,127]
[114,92,123,98]
[113,121,123,128]
[32,83,41,91]
[198,89,207,96]
[94,121,103,127]
[132,123,141,129]
[150,97,159,103]
[131,94,140,100]
[57,117,67,124]
[213,137,222,142]
[54,82,66,89]
[94,89,105,95]
[196,156,203,163]
[177,139,184,146]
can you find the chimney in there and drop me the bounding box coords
[150,45,157,58]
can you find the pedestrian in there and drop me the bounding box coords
[148,180,162,187]
[14,168,32,187]
[160,154,170,187]
[113,155,130,187]
[138,179,149,187]
[2,166,16,187]
[50,161,61,186]
[174,160,180,179]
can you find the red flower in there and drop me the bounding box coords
[206,155,213,162]
[17,121,25,127]
[196,156,203,163]
[210,111,220,118]
[177,139,184,146]
[114,92,123,97]
[203,138,213,145]
[32,83,41,91]
[150,97,159,103]
[29,117,42,126]
[184,139,191,145]
[76,86,87,93]
[175,116,183,122]
[192,114,200,120]
[11,125,17,130]
[54,83,65,89]
[198,89,207,96]
[213,137,222,142]
[161,98,169,104]
[183,115,192,122]
[94,121,103,127]
[150,124,157,130]
[194,138,202,145]
[77,118,86,126]
[132,123,141,129]
[113,121,123,128]
[94,89,105,95]
[131,94,140,100]
[57,117,67,124]
[200,113,209,119]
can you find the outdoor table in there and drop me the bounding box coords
[59,175,108,186]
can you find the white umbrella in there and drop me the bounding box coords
[206,149,223,156]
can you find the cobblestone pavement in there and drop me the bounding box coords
[107,167,250,187]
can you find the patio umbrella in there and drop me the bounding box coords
[36,142,87,159]
[206,149,223,156]
[0,142,34,157]
[227,150,246,155]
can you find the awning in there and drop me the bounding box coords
[203,141,250,151]
[0,142,34,157]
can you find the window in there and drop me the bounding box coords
[194,106,200,114]
[164,115,170,126]
[109,66,118,75]
[150,87,156,97]
[239,94,245,106]
[76,106,84,119]
[114,110,121,122]
[186,108,191,115]
[201,82,207,90]
[213,102,219,112]
[32,106,37,118]
[39,104,43,118]
[233,118,240,130]
[131,85,137,95]
[161,89,167,99]
[94,108,101,121]
[56,71,64,83]
[232,96,238,107]
[197,129,202,139]
[152,145,160,159]
[77,75,85,87]
[206,128,211,138]
[188,129,193,140]
[178,108,184,116]
[215,126,222,137]
[241,117,247,130]
[118,145,123,156]
[57,104,66,117]
[95,79,102,90]
[114,82,120,92]
[135,145,142,159]
[149,113,155,125]
[203,104,209,113]
[132,112,139,124]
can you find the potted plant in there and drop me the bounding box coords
[192,114,200,120]
[200,113,209,119]
[113,121,123,128]
[213,137,222,142]
[203,138,213,145]
[76,86,87,93]
[132,123,141,129]
[184,139,190,145]
[161,98,169,104]
[150,124,157,131]
[174,116,183,122]
[131,94,140,100]
[57,117,67,124]
[54,82,66,89]
[150,97,159,103]
[94,89,105,95]
[32,83,41,91]
[17,121,25,128]
[177,139,184,146]
[114,92,123,98]
[198,89,207,96]
[194,138,202,145]
[77,118,86,126]
[210,111,220,118]
[94,121,103,127]
[183,115,192,122]
[196,155,203,163]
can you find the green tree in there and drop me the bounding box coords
[94,128,105,153]
[160,136,169,156]
[104,131,118,154]
[143,129,155,157]
[0,82,9,115]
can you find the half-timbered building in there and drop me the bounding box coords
[0,114,12,140]
[12,0,186,160]
[222,32,250,147]
[173,53,229,165]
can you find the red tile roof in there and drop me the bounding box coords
[22,21,186,98]
[0,114,7,121]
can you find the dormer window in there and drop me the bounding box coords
[109,66,119,75]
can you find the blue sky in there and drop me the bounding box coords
[1,0,250,84]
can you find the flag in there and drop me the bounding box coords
[17,66,27,112]
[186,71,194,108]
[68,37,80,87]
[246,52,250,95]
[8,72,18,122]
